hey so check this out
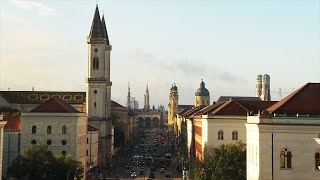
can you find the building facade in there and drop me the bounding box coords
[247,83,320,180]
[20,98,88,170]
[0,116,7,179]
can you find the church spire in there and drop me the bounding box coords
[88,6,103,38]
[101,15,110,44]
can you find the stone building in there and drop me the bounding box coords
[246,82,320,180]
[2,115,21,178]
[20,97,88,171]
[0,116,7,179]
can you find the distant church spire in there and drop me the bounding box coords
[144,83,150,111]
[127,81,131,109]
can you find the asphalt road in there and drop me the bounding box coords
[102,128,182,180]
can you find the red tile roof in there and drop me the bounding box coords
[31,97,79,113]
[267,83,320,115]
[210,100,278,116]
[4,115,21,130]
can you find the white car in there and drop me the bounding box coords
[130,172,137,178]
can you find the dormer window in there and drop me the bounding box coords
[93,57,99,69]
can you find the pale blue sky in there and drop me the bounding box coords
[1,0,319,107]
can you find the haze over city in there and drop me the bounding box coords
[1,0,319,107]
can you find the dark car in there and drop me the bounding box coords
[165,173,171,177]
[150,167,155,172]
[149,172,155,179]
[126,165,132,169]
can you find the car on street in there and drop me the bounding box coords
[149,172,155,179]
[160,167,166,173]
[130,172,137,178]
[126,165,132,169]
[165,173,171,177]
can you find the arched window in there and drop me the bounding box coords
[32,125,36,134]
[47,140,52,145]
[232,130,238,140]
[315,152,320,170]
[31,140,36,145]
[280,149,292,169]
[62,140,67,145]
[62,125,67,134]
[93,57,99,69]
[218,130,224,140]
[47,125,52,134]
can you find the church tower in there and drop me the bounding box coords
[144,84,150,111]
[168,83,179,127]
[256,74,271,101]
[195,79,210,107]
[86,5,112,165]
[127,82,131,109]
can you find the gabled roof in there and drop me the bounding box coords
[180,105,205,119]
[31,97,79,113]
[88,125,99,131]
[178,105,194,110]
[267,83,320,115]
[111,101,126,108]
[217,96,261,102]
[196,102,225,115]
[4,115,21,130]
[210,100,277,116]
[88,6,103,38]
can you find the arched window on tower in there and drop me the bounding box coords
[62,125,67,134]
[32,125,36,134]
[93,57,99,69]
[47,125,52,134]
[280,149,292,169]
[218,130,224,140]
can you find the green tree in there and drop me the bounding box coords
[190,141,246,180]
[7,144,84,180]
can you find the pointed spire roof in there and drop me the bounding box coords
[146,83,149,93]
[88,6,103,38]
[101,15,110,45]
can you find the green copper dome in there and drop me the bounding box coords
[195,80,209,96]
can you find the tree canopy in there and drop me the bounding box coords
[7,144,84,180]
[190,141,246,180]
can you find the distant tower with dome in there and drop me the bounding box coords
[168,83,179,127]
[195,79,210,107]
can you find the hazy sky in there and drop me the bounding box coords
[1,0,319,107]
